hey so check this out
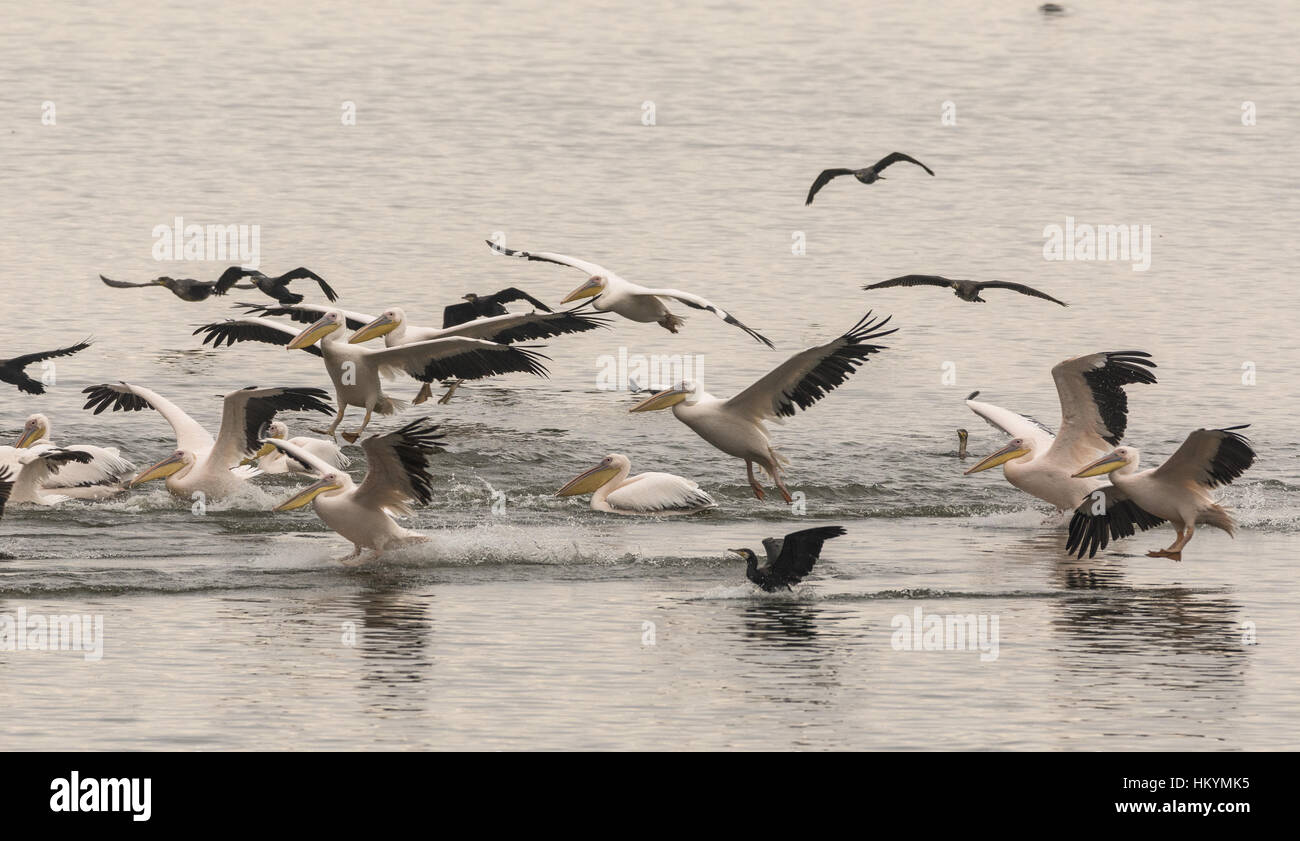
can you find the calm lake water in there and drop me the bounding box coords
[1,0,1297,750]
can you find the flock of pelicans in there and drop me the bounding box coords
[0,179,1258,585]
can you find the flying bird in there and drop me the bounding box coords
[554,453,717,516]
[194,310,549,441]
[629,313,896,501]
[269,417,444,563]
[1066,426,1256,561]
[728,525,847,592]
[863,275,1068,306]
[98,268,256,302]
[487,241,774,347]
[805,152,935,205]
[963,352,1158,512]
[0,339,92,395]
[443,288,552,328]
[238,267,338,305]
[82,383,334,500]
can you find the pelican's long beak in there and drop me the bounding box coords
[288,316,340,350]
[273,476,343,512]
[349,314,398,344]
[629,384,689,413]
[131,452,186,486]
[555,462,621,496]
[964,441,1030,475]
[15,423,45,449]
[1073,451,1128,478]
[561,276,603,304]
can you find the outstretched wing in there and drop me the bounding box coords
[1066,486,1167,559]
[431,304,611,344]
[863,275,954,292]
[872,152,935,176]
[487,287,553,313]
[725,312,896,420]
[805,168,854,204]
[214,266,261,295]
[964,392,1056,451]
[1152,426,1256,489]
[639,287,774,348]
[262,437,340,477]
[975,281,1068,307]
[232,302,374,330]
[211,386,335,467]
[770,525,847,584]
[366,336,550,383]
[485,240,611,277]
[3,339,93,372]
[82,382,214,453]
[193,318,324,357]
[99,275,156,289]
[354,418,446,514]
[278,267,338,302]
[1048,351,1157,465]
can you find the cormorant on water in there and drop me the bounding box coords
[729,526,847,592]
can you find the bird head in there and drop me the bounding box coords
[1073,447,1139,478]
[131,449,194,486]
[554,453,629,497]
[628,380,698,413]
[249,421,289,459]
[288,311,344,349]
[349,308,406,344]
[727,548,758,564]
[964,437,1033,474]
[274,472,348,511]
[561,275,606,304]
[16,414,50,448]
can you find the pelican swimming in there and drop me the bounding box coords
[245,421,350,475]
[268,417,444,563]
[1,339,91,395]
[1066,426,1256,561]
[805,152,935,205]
[13,413,136,496]
[82,382,334,500]
[555,453,717,516]
[0,447,99,506]
[963,351,1158,512]
[487,241,774,346]
[442,288,552,327]
[629,312,896,502]
[194,310,550,441]
[863,275,1068,306]
[99,268,256,302]
[728,525,847,592]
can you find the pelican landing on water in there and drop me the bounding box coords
[1066,426,1257,561]
[963,351,1158,512]
[863,275,1068,307]
[629,312,896,502]
[729,526,847,592]
[555,454,717,516]
[269,418,444,563]
[805,152,935,205]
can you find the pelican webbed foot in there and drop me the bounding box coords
[340,430,361,444]
[413,382,433,405]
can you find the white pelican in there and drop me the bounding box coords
[728,526,847,592]
[628,312,897,502]
[0,446,101,506]
[14,414,136,493]
[81,383,334,500]
[1,339,91,395]
[555,453,717,515]
[268,417,443,562]
[194,310,550,441]
[487,241,774,347]
[245,421,350,475]
[1066,426,1256,561]
[962,351,1158,512]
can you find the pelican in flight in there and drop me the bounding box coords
[0,447,101,506]
[555,454,717,516]
[194,310,549,441]
[863,275,1068,306]
[13,414,136,495]
[99,268,256,302]
[1066,426,1256,561]
[729,526,846,592]
[629,312,897,502]
[269,418,444,563]
[244,421,349,475]
[1,339,91,395]
[963,351,1158,512]
[487,241,774,347]
[443,288,553,327]
[805,152,935,204]
[82,383,334,500]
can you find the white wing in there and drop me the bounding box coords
[263,437,341,477]
[487,241,614,278]
[232,302,375,330]
[636,287,773,347]
[210,387,333,469]
[289,436,350,469]
[82,382,214,453]
[353,419,443,515]
[604,472,716,513]
[964,394,1055,451]
[23,443,134,488]
[1153,426,1255,489]
[1046,351,1156,463]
